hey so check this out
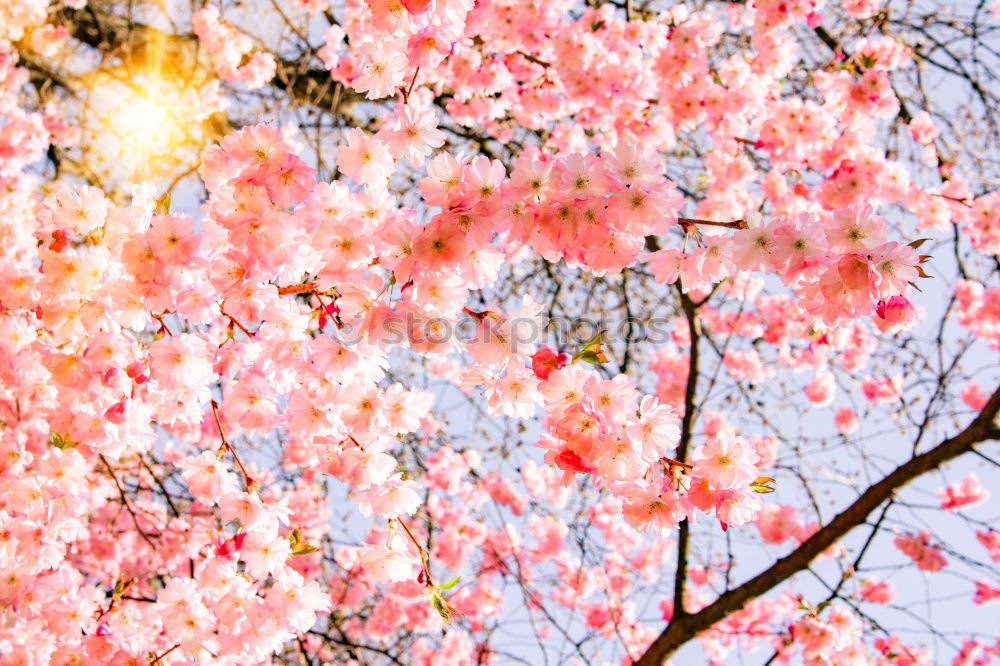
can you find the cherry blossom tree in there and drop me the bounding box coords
[1,0,999,664]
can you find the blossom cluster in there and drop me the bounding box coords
[0,0,997,663]
[192,6,278,89]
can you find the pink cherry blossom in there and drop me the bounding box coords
[691,429,758,489]
[2,3,997,664]
[939,473,990,512]
[860,578,895,604]
[894,530,948,573]
[358,542,418,583]
[834,407,860,434]
[337,128,395,187]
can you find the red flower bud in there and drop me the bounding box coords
[531,346,570,380]
[104,400,127,424]
[401,0,432,14]
[49,229,71,253]
[554,449,596,475]
[125,361,148,384]
[102,367,120,387]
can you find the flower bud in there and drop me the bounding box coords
[531,346,570,380]
[104,399,127,424]
[125,360,148,384]
[402,0,432,14]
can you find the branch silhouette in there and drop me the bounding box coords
[636,384,1000,666]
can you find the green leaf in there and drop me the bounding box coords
[750,476,776,494]
[49,432,77,450]
[859,54,877,69]
[571,331,608,365]
[154,191,171,215]
[579,331,604,352]
[431,591,446,615]
[292,544,320,556]
[439,577,461,591]
[572,350,606,365]
[429,589,461,624]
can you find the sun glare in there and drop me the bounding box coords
[78,71,204,185]
[112,86,173,153]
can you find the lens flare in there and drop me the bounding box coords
[111,87,172,153]
[82,74,188,182]
[74,60,215,187]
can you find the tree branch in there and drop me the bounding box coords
[635,384,1000,665]
[670,285,701,620]
[56,5,362,121]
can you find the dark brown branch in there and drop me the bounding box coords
[57,5,363,121]
[99,454,158,549]
[669,285,702,620]
[516,51,552,68]
[635,384,1000,665]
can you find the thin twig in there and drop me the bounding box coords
[677,217,749,230]
[148,644,180,665]
[210,400,255,491]
[220,306,254,338]
[278,282,318,296]
[100,454,158,549]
